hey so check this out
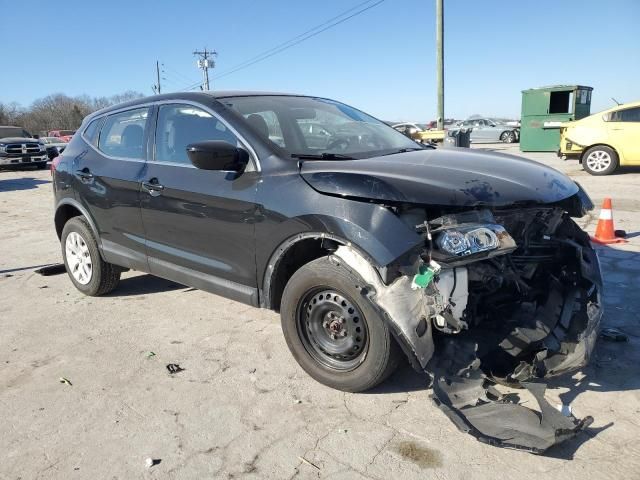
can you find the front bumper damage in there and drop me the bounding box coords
[334,207,602,454]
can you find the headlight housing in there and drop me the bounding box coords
[428,210,517,265]
[0,143,6,153]
[436,224,507,256]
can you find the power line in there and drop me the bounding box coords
[212,0,384,81]
[162,64,200,86]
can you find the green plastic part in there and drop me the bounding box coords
[412,265,436,289]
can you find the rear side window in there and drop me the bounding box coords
[155,104,239,165]
[609,107,640,122]
[98,108,149,159]
[83,118,101,146]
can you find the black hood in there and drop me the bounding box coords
[299,148,579,207]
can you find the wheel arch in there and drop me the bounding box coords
[262,232,381,312]
[579,143,619,164]
[55,199,102,249]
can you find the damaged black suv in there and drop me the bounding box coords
[52,92,602,452]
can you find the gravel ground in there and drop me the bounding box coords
[1,145,639,479]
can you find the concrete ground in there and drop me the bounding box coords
[1,145,639,479]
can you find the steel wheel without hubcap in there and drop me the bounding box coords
[297,289,369,371]
[65,231,92,285]
[585,150,612,173]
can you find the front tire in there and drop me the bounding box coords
[582,145,619,175]
[61,217,121,296]
[280,256,402,392]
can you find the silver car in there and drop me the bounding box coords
[459,118,518,143]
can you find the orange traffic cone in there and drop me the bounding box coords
[591,198,627,244]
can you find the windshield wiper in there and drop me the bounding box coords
[291,153,356,160]
[379,147,427,156]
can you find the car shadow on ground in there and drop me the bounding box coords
[0,176,51,192]
[104,273,185,297]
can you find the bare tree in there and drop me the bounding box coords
[0,91,144,135]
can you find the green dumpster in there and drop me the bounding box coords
[520,85,593,152]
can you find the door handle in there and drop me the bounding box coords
[142,179,164,196]
[75,168,93,180]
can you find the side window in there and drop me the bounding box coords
[155,104,239,165]
[83,118,101,146]
[610,107,640,122]
[98,108,149,159]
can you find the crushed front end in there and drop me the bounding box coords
[335,200,603,454]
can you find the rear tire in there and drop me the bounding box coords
[61,217,121,296]
[280,256,402,392]
[582,145,619,176]
[500,131,516,143]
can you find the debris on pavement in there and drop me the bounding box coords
[145,458,161,468]
[298,456,320,470]
[59,377,72,386]
[600,327,628,342]
[35,264,67,276]
[146,351,156,358]
[166,363,184,374]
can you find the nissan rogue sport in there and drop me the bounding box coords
[52,92,602,452]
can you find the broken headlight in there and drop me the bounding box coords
[433,224,516,264]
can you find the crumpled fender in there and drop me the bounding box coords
[333,246,435,369]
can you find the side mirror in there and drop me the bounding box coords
[186,140,249,172]
[33,134,40,139]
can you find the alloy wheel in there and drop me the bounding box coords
[65,231,92,285]
[585,150,612,172]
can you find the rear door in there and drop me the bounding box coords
[73,107,150,270]
[607,106,640,164]
[139,102,260,304]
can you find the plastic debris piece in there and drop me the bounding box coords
[145,458,161,468]
[146,351,156,358]
[411,260,441,289]
[294,399,302,404]
[35,264,67,276]
[166,363,184,374]
[298,456,320,470]
[600,327,628,342]
[59,377,72,386]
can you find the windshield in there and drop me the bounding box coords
[223,95,422,158]
[0,127,31,139]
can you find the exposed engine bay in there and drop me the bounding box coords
[334,205,602,454]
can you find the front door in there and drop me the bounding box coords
[139,103,260,304]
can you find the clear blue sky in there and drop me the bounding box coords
[1,0,638,121]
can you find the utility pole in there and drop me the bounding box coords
[152,60,161,94]
[193,48,217,91]
[436,0,444,130]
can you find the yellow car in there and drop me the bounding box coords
[559,100,640,175]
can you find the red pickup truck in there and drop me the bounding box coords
[48,130,75,142]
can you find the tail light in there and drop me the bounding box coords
[51,154,62,176]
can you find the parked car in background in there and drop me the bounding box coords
[48,129,75,142]
[40,136,68,160]
[559,100,640,175]
[0,126,49,169]
[392,122,429,137]
[458,118,518,143]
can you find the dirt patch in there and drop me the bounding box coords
[394,441,442,468]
